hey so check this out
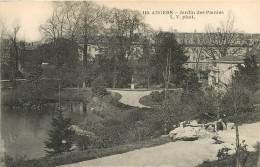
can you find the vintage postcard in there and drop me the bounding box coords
[0,0,260,167]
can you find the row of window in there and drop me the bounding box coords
[176,38,259,45]
[174,33,260,40]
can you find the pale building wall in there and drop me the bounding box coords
[208,62,241,91]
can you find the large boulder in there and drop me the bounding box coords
[189,120,199,126]
[179,121,188,128]
[200,129,213,138]
[169,123,215,141]
[169,127,182,138]
[174,127,200,141]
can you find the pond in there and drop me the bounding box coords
[1,101,89,159]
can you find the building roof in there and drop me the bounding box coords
[214,56,244,63]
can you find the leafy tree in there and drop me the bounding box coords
[9,64,57,107]
[23,64,43,83]
[233,55,260,92]
[45,111,73,156]
[36,38,79,87]
[179,68,201,93]
[152,32,188,86]
[90,54,114,87]
[179,68,201,112]
[106,8,145,88]
[91,76,107,97]
[219,55,259,167]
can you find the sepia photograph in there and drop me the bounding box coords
[0,0,260,167]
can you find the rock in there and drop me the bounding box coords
[206,124,215,132]
[68,125,97,138]
[189,120,199,126]
[187,120,205,128]
[172,127,203,141]
[169,127,182,138]
[161,135,169,138]
[170,121,216,141]
[198,128,213,139]
[226,122,235,130]
[216,119,227,130]
[174,127,198,141]
[179,121,188,128]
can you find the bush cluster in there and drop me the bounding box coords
[88,110,165,148]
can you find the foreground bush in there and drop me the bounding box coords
[198,143,260,167]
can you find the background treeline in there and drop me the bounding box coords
[1,1,192,89]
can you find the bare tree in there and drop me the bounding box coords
[205,13,244,167]
[80,2,108,64]
[40,2,80,42]
[40,2,108,87]
[1,20,21,73]
[39,10,59,42]
[63,2,81,42]
[188,33,208,74]
[54,3,67,39]
[204,12,243,59]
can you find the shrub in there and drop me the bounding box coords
[91,77,107,97]
[150,91,164,102]
[126,111,145,122]
[45,111,74,156]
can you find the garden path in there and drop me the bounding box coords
[109,90,152,108]
[59,122,260,167]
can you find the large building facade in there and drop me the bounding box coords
[208,56,244,91]
[175,32,260,90]
[177,32,260,72]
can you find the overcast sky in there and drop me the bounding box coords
[1,1,260,42]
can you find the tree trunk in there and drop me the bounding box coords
[83,17,88,87]
[13,39,19,72]
[195,59,200,79]
[164,121,167,135]
[236,123,241,167]
[147,70,150,89]
[113,57,116,89]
